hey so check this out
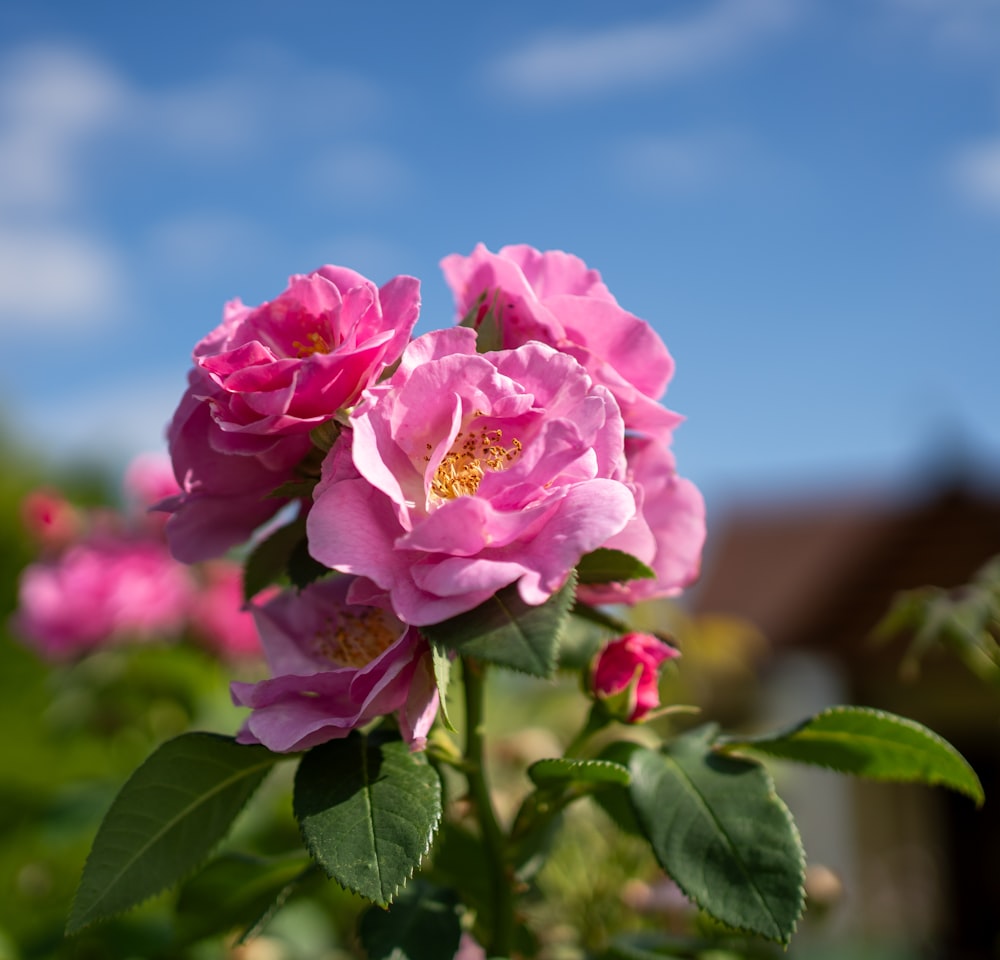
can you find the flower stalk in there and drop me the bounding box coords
[462,657,516,956]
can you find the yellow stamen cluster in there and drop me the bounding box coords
[313,608,398,668]
[292,330,332,358]
[429,424,522,501]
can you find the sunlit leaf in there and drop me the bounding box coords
[294,731,442,906]
[576,548,655,585]
[718,706,984,805]
[627,726,804,944]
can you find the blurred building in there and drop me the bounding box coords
[691,473,1000,959]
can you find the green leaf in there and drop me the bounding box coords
[576,548,655,586]
[592,741,646,837]
[293,730,442,906]
[67,733,280,934]
[627,726,804,945]
[423,823,494,931]
[458,289,503,353]
[429,639,456,730]
[175,853,315,944]
[421,572,577,678]
[717,706,984,805]
[528,757,630,788]
[358,880,463,960]
[287,536,330,591]
[243,517,307,602]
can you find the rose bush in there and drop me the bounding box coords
[306,327,637,625]
[161,266,420,562]
[230,577,438,751]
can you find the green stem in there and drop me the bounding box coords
[563,703,612,759]
[462,658,515,957]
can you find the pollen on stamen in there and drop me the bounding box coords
[312,609,398,668]
[291,330,332,358]
[429,425,522,502]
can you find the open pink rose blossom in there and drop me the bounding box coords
[161,266,420,563]
[306,328,637,625]
[577,435,705,605]
[230,577,438,751]
[591,632,679,722]
[441,244,681,439]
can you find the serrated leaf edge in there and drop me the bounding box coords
[718,705,985,805]
[296,742,443,908]
[527,757,631,786]
[67,735,279,934]
[631,745,805,945]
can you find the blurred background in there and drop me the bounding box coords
[1,1,999,958]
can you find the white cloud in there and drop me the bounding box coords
[0,227,124,329]
[138,50,384,159]
[146,213,272,279]
[486,0,797,101]
[305,143,411,205]
[951,138,1000,213]
[612,131,745,196]
[880,0,1000,56]
[0,45,129,212]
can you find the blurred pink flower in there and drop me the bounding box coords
[307,328,636,625]
[14,537,195,660]
[20,490,82,550]
[161,266,420,563]
[441,243,681,439]
[188,562,264,660]
[591,632,679,722]
[231,577,438,751]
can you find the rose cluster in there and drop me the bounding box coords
[14,455,263,662]
[159,244,706,750]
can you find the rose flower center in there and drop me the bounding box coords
[313,608,398,668]
[429,422,522,502]
[292,330,332,358]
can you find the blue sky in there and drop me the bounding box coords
[1,0,999,513]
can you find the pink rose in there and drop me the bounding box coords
[20,489,82,550]
[577,435,705,605]
[195,266,420,444]
[188,562,265,661]
[161,266,420,563]
[13,537,195,660]
[440,244,681,439]
[306,328,637,626]
[160,386,312,563]
[591,632,679,722]
[230,577,438,752]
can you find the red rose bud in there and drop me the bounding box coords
[591,632,679,722]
